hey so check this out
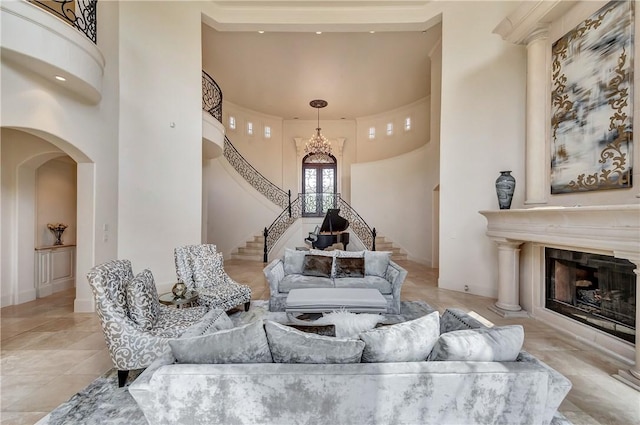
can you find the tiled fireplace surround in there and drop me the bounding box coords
[480,205,640,390]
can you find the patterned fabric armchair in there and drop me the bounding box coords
[87,259,215,387]
[174,244,252,312]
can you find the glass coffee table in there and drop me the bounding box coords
[159,290,198,308]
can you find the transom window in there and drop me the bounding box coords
[247,122,254,135]
[302,154,337,217]
[368,127,376,140]
[386,122,394,136]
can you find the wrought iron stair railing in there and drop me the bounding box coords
[223,137,290,210]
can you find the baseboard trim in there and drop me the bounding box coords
[74,297,95,313]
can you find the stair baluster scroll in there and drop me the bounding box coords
[223,137,290,210]
[202,71,223,123]
[263,197,302,262]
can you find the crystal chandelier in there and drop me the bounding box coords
[305,99,332,160]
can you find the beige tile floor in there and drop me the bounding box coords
[1,259,639,424]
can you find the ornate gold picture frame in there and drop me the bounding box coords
[551,0,634,194]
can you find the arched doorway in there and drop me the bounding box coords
[301,153,337,217]
[1,127,96,312]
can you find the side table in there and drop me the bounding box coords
[159,290,198,308]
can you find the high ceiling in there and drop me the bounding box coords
[202,25,442,120]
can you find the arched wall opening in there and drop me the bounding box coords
[1,127,96,312]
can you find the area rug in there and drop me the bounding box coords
[37,300,434,425]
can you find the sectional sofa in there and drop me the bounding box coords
[129,308,572,425]
[264,248,408,314]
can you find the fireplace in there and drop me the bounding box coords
[545,248,636,343]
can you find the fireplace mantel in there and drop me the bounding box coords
[480,204,640,391]
[480,205,640,259]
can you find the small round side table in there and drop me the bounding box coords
[159,290,198,308]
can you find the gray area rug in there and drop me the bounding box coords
[37,300,434,425]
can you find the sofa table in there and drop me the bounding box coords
[285,288,387,315]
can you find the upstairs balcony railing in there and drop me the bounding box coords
[29,0,97,43]
[202,70,222,123]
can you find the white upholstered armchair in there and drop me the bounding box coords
[174,244,252,312]
[87,259,219,387]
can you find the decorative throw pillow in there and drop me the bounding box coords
[428,325,524,362]
[126,269,159,331]
[169,320,273,364]
[179,309,234,338]
[283,248,307,275]
[364,251,392,277]
[265,321,365,364]
[359,311,440,363]
[192,251,224,288]
[302,254,333,278]
[334,257,365,278]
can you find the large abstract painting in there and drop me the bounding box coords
[551,0,634,194]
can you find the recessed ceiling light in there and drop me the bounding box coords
[315,31,322,35]
[369,31,375,34]
[258,30,265,34]
[55,75,66,81]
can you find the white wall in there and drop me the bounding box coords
[355,98,430,163]
[438,1,526,298]
[205,157,281,258]
[352,143,436,265]
[222,101,284,187]
[117,2,203,290]
[36,158,77,247]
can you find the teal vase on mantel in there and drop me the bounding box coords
[495,171,516,210]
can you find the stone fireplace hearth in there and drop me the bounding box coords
[480,205,640,390]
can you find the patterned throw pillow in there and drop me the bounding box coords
[192,252,224,288]
[125,269,160,331]
[428,325,524,362]
[169,320,273,364]
[334,257,365,278]
[265,321,365,364]
[301,254,333,277]
[359,311,440,362]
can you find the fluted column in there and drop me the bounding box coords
[524,26,548,205]
[488,238,529,317]
[614,255,640,391]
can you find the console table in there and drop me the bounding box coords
[34,244,76,298]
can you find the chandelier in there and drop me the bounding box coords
[305,99,332,161]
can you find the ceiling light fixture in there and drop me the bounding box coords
[55,75,66,81]
[258,30,265,34]
[305,99,332,161]
[315,31,322,35]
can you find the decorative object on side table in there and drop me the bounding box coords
[47,223,68,245]
[171,281,188,298]
[495,171,515,210]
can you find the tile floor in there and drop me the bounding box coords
[1,259,639,424]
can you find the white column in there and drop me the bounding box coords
[488,238,529,317]
[524,27,548,205]
[614,257,640,391]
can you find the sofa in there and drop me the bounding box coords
[264,248,408,314]
[129,308,572,425]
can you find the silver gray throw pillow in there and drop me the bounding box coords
[428,325,524,362]
[169,320,273,364]
[364,251,392,277]
[359,311,440,362]
[265,321,365,363]
[283,248,307,275]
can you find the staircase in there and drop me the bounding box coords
[230,232,406,262]
[230,234,264,262]
[374,235,407,261]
